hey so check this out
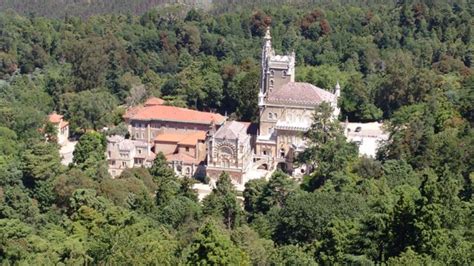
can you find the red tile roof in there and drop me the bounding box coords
[48,113,69,129]
[154,131,206,146]
[165,152,201,165]
[144,97,165,106]
[48,113,63,123]
[124,104,225,125]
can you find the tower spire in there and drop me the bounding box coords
[263,26,272,55]
[264,26,271,41]
[335,81,341,98]
[260,26,272,107]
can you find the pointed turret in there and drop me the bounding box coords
[264,26,271,42]
[331,81,341,120]
[334,81,341,98]
[260,26,273,106]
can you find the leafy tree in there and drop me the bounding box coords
[299,102,358,190]
[258,170,297,213]
[341,74,382,121]
[226,70,259,121]
[274,190,368,244]
[202,72,224,110]
[231,225,275,265]
[0,3,473,263]
[386,248,434,266]
[149,152,180,206]
[99,177,154,212]
[158,196,202,229]
[243,178,267,216]
[413,169,472,264]
[22,142,62,182]
[0,186,41,223]
[60,90,118,131]
[316,218,359,264]
[53,169,97,207]
[270,244,317,266]
[389,186,419,258]
[357,196,394,263]
[202,172,241,229]
[177,25,202,55]
[105,222,178,265]
[73,131,106,168]
[184,221,249,265]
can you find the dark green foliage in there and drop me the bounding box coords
[149,152,180,206]
[243,178,266,215]
[202,172,242,229]
[22,142,62,181]
[0,2,472,264]
[270,244,317,265]
[60,90,118,131]
[231,225,275,265]
[243,170,297,218]
[299,102,358,190]
[275,190,368,244]
[184,221,249,265]
[72,131,107,174]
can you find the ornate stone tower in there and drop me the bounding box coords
[258,27,272,107]
[332,81,341,119]
[259,27,296,109]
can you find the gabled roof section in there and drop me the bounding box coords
[48,112,63,123]
[144,97,165,106]
[214,121,251,140]
[124,104,225,125]
[267,82,336,106]
[165,152,201,164]
[154,131,207,146]
[48,112,69,128]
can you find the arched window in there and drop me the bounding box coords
[270,70,274,76]
[269,112,273,119]
[282,70,287,77]
[270,79,274,86]
[274,113,278,119]
[220,146,233,156]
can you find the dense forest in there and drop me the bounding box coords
[0,0,473,264]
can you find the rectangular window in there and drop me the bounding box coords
[185,147,190,152]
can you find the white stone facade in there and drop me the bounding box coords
[106,135,155,177]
